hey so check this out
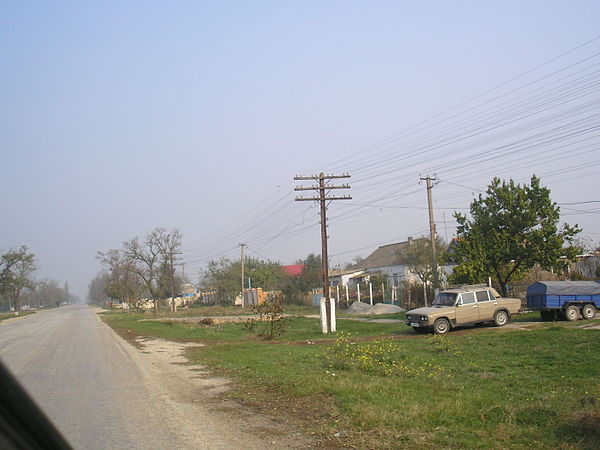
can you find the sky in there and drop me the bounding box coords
[1,1,599,298]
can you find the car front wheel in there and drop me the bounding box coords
[494,310,509,327]
[433,318,450,335]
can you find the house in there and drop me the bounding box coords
[344,238,426,286]
[573,253,600,279]
[331,237,455,288]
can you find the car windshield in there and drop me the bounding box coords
[432,292,457,306]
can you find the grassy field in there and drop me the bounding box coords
[102,308,600,449]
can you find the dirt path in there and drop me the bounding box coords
[121,335,316,449]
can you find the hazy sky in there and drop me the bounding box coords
[1,1,599,297]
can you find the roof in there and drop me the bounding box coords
[329,268,363,277]
[349,238,428,270]
[527,281,600,296]
[282,264,304,276]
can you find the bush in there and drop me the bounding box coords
[244,296,288,340]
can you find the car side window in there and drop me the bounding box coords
[460,292,476,304]
[476,290,490,302]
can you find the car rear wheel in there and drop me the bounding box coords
[564,305,580,321]
[433,318,450,335]
[494,310,509,327]
[581,304,596,320]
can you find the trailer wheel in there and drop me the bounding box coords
[494,310,509,327]
[433,318,450,335]
[564,305,580,321]
[581,304,596,320]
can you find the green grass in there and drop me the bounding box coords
[102,310,600,448]
[0,310,36,321]
[101,311,408,343]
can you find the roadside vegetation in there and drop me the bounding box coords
[0,310,36,322]
[102,308,600,449]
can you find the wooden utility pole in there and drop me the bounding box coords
[294,173,351,333]
[239,243,247,307]
[420,176,439,294]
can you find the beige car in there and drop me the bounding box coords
[405,286,521,334]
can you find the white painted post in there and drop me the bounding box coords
[357,283,361,302]
[330,299,336,332]
[345,285,349,306]
[381,283,385,303]
[320,298,328,334]
[369,283,373,305]
[336,285,340,305]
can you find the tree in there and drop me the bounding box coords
[279,254,322,304]
[26,279,71,309]
[97,249,143,310]
[450,176,581,296]
[0,246,36,311]
[398,237,446,286]
[87,273,111,306]
[397,237,446,306]
[123,228,182,314]
[201,257,283,304]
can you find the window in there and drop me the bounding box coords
[460,292,476,304]
[476,290,491,302]
[433,292,457,306]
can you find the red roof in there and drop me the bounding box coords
[282,264,304,276]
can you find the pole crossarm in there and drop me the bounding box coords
[294,174,350,181]
[295,196,352,201]
[294,185,350,191]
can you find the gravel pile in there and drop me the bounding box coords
[346,301,406,315]
[371,303,406,314]
[347,301,372,314]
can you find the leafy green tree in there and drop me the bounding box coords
[201,257,283,304]
[450,176,581,296]
[0,246,36,311]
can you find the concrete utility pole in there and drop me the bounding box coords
[421,176,439,293]
[294,173,351,333]
[239,243,247,307]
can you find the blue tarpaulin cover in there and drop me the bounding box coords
[527,281,600,296]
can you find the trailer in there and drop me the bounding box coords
[526,281,600,321]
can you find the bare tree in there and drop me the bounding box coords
[398,237,446,306]
[155,229,182,312]
[97,249,143,311]
[123,228,182,315]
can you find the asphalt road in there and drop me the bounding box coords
[0,305,189,449]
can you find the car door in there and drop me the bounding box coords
[475,290,497,321]
[454,291,479,324]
